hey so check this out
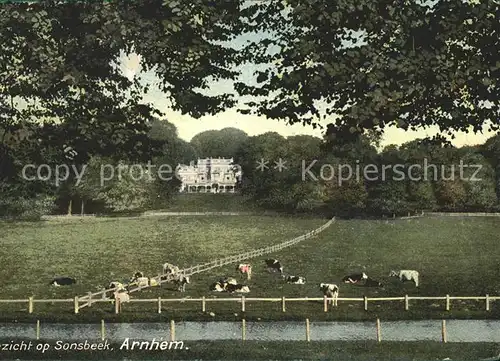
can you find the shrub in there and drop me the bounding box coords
[0,196,56,221]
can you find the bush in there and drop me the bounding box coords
[0,196,57,221]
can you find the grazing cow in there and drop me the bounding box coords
[225,283,250,293]
[112,290,130,312]
[389,270,419,287]
[342,272,368,284]
[49,277,76,286]
[284,275,306,284]
[113,290,130,303]
[108,281,126,291]
[220,277,237,286]
[163,263,180,276]
[236,263,252,280]
[209,282,225,292]
[264,259,283,274]
[130,271,144,281]
[319,283,339,307]
[364,277,384,288]
[173,275,190,292]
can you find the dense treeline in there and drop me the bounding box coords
[4,122,500,219]
[233,131,500,216]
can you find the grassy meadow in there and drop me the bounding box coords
[0,211,499,322]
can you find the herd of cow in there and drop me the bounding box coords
[48,258,420,309]
[206,259,420,307]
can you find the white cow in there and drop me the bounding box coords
[389,270,419,287]
[113,290,130,304]
[319,283,339,307]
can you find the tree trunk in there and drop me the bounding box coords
[81,200,85,215]
[67,199,72,215]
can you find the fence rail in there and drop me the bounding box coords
[1,294,498,315]
[425,212,500,217]
[74,217,335,309]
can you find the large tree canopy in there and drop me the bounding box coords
[236,0,499,141]
[190,127,249,158]
[0,0,243,166]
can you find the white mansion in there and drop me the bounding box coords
[176,158,241,193]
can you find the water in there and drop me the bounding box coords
[1,320,500,342]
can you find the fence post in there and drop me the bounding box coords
[74,296,79,314]
[241,296,246,312]
[486,294,490,311]
[323,295,328,312]
[364,296,368,311]
[88,292,93,307]
[282,296,286,312]
[446,295,450,311]
[28,296,34,314]
[441,320,447,343]
[101,319,105,341]
[36,320,40,340]
[170,320,175,341]
[202,296,206,312]
[242,319,246,341]
[305,318,310,342]
[158,297,162,314]
[404,294,409,311]
[114,296,120,314]
[376,318,381,342]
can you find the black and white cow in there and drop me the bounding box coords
[364,277,384,288]
[173,275,190,292]
[284,275,306,284]
[163,262,180,276]
[108,281,126,291]
[342,272,368,284]
[264,259,283,274]
[225,283,250,293]
[220,277,237,286]
[49,277,76,286]
[209,281,225,292]
[319,283,339,306]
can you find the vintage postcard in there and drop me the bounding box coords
[0,0,499,360]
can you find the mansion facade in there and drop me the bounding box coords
[176,158,241,193]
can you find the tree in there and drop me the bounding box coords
[190,128,249,158]
[236,0,499,141]
[458,150,497,211]
[0,0,243,196]
[481,134,500,204]
[235,132,324,211]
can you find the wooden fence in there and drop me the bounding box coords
[2,294,497,315]
[75,217,336,309]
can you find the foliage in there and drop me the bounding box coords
[236,0,499,141]
[0,195,56,221]
[190,127,249,159]
[75,156,150,212]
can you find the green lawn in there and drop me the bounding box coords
[152,193,260,212]
[0,340,498,360]
[0,215,325,299]
[0,215,499,322]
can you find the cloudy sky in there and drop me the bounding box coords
[121,43,496,149]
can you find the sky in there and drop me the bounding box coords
[120,25,497,149]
